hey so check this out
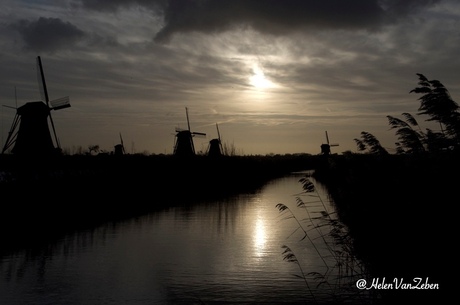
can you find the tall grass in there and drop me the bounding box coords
[275,173,382,304]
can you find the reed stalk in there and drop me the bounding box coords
[276,174,378,304]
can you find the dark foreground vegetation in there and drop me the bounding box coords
[0,153,317,255]
[313,152,455,304]
[2,151,453,304]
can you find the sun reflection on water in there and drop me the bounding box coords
[254,217,266,256]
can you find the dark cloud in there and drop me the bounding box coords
[152,0,441,43]
[381,0,441,16]
[78,0,167,12]
[76,0,441,43]
[11,17,85,52]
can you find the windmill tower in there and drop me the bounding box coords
[207,123,223,157]
[114,132,125,155]
[1,56,70,156]
[173,107,206,157]
[320,131,339,155]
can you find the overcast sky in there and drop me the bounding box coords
[1,0,459,155]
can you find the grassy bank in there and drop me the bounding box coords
[312,152,455,303]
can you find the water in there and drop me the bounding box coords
[0,172,362,304]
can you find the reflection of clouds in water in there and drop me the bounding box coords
[254,217,266,256]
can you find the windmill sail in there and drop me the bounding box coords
[37,56,49,106]
[50,96,70,110]
[120,133,125,154]
[1,106,20,154]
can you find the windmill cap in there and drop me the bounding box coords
[17,101,49,115]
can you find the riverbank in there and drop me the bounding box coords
[312,152,455,304]
[0,153,317,254]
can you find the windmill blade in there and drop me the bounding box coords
[36,56,49,106]
[2,104,16,110]
[216,123,221,142]
[185,107,191,131]
[119,132,125,153]
[192,132,206,138]
[216,123,223,153]
[1,110,20,154]
[37,56,60,149]
[325,131,330,145]
[50,96,71,110]
[48,114,60,149]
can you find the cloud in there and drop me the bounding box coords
[151,0,441,43]
[76,0,442,44]
[11,17,85,52]
[78,0,167,13]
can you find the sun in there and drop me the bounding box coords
[249,65,275,89]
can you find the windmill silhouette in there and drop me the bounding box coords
[114,132,125,155]
[1,56,70,156]
[207,123,223,157]
[173,107,206,156]
[320,131,339,155]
